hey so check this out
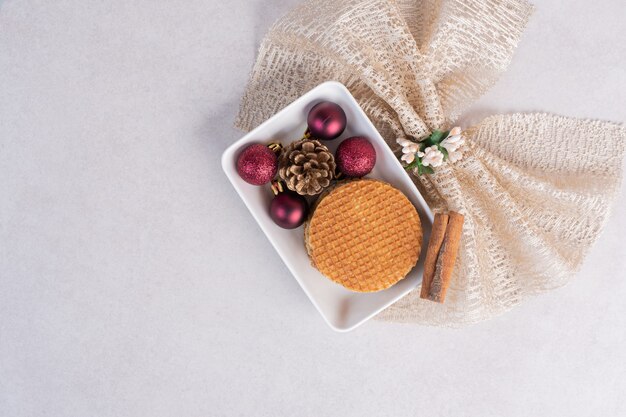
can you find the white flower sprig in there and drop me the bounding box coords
[396,127,465,175]
[421,145,444,168]
[440,127,465,163]
[397,138,419,164]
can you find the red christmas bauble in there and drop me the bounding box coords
[236,144,278,185]
[336,136,376,177]
[307,101,346,140]
[270,192,308,229]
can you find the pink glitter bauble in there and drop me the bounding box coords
[335,136,376,177]
[270,192,308,229]
[236,144,277,185]
[307,101,347,140]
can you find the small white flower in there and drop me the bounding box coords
[397,138,418,153]
[440,127,465,153]
[397,137,421,165]
[421,145,444,167]
[396,138,412,147]
[449,126,462,136]
[401,152,415,164]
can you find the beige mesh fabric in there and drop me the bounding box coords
[235,0,626,325]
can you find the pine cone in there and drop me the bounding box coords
[278,138,336,195]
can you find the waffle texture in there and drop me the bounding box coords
[305,179,422,292]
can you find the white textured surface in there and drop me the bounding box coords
[0,1,624,416]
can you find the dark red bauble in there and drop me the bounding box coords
[236,144,278,185]
[336,136,376,177]
[270,192,308,229]
[307,101,347,140]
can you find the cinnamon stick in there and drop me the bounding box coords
[420,213,449,299]
[421,211,464,303]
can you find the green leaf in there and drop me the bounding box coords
[414,158,433,176]
[422,137,435,148]
[403,159,419,171]
[421,130,449,148]
[421,165,434,175]
[403,154,436,176]
[439,145,449,161]
[430,130,448,143]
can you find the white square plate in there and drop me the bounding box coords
[222,81,433,331]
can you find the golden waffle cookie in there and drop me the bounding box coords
[305,179,422,292]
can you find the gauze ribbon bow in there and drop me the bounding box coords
[235,0,625,326]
